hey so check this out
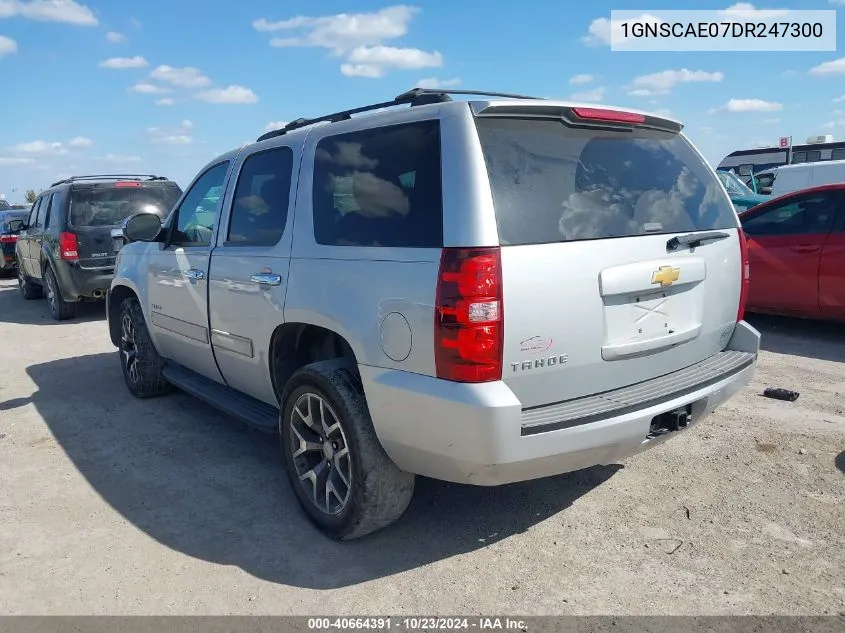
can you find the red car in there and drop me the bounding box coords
[738,183,845,321]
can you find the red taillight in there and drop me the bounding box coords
[571,107,646,124]
[0,234,16,244]
[115,181,141,187]
[435,247,503,383]
[59,231,79,260]
[737,229,750,322]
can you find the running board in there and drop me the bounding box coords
[162,363,279,433]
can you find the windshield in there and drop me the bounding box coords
[69,183,182,228]
[718,170,755,195]
[475,118,738,245]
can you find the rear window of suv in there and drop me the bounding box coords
[69,182,183,228]
[475,118,738,246]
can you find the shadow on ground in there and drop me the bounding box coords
[11,351,619,589]
[747,313,845,364]
[0,278,105,326]
[836,451,845,476]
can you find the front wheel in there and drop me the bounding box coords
[119,297,172,398]
[18,267,43,300]
[280,359,415,540]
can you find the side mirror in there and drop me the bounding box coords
[123,212,163,242]
[7,219,25,232]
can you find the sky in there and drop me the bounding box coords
[0,0,844,202]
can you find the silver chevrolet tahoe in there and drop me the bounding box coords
[107,88,760,540]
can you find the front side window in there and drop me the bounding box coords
[742,192,839,236]
[312,120,443,248]
[227,147,293,245]
[170,162,229,246]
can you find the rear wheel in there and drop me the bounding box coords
[119,297,172,398]
[44,267,75,321]
[17,266,43,300]
[280,359,415,540]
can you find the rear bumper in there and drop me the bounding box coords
[362,321,761,486]
[52,260,113,301]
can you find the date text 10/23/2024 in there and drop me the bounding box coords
[307,618,529,631]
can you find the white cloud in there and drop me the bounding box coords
[762,117,781,124]
[569,87,606,102]
[821,119,845,130]
[582,13,662,47]
[569,74,595,85]
[195,85,258,104]
[10,140,67,155]
[0,34,16,57]
[129,17,141,29]
[101,153,141,164]
[263,121,289,133]
[416,76,460,89]
[98,55,148,69]
[708,98,783,114]
[130,82,171,94]
[830,0,845,4]
[340,45,441,78]
[147,120,193,145]
[834,95,845,103]
[68,136,92,148]
[257,5,417,52]
[0,156,34,165]
[0,0,97,25]
[720,3,790,18]
[105,31,125,43]
[809,58,845,77]
[628,69,724,96]
[150,65,211,88]
[155,98,174,106]
[256,6,438,78]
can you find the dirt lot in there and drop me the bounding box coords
[0,275,843,616]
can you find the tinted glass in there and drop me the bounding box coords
[45,188,64,229]
[0,200,9,211]
[171,162,229,246]
[69,182,182,228]
[312,120,443,248]
[742,192,839,236]
[475,118,737,245]
[806,150,822,163]
[792,152,807,164]
[832,149,845,160]
[228,147,293,245]
[27,199,40,227]
[35,194,51,227]
[0,211,28,233]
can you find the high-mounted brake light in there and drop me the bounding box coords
[59,231,79,261]
[571,107,646,124]
[115,181,141,188]
[737,229,750,322]
[435,247,503,383]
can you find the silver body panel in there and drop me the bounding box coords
[112,97,759,485]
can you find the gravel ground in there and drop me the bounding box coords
[0,276,843,616]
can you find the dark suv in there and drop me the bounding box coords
[15,174,182,320]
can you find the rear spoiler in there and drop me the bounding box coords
[473,103,683,134]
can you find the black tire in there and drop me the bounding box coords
[280,359,415,540]
[43,267,75,321]
[17,266,43,300]
[118,297,172,398]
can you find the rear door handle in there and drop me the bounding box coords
[184,268,205,280]
[790,244,820,253]
[250,272,282,286]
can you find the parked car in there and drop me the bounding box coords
[107,89,760,540]
[0,208,30,275]
[738,183,845,320]
[716,170,770,212]
[15,174,182,320]
[769,159,845,198]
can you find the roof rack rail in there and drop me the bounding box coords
[50,174,165,187]
[255,88,543,142]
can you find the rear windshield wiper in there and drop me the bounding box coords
[666,230,730,252]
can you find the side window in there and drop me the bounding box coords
[45,189,65,229]
[170,161,230,246]
[227,147,293,246]
[791,152,807,164]
[312,120,443,248]
[35,194,52,228]
[831,149,845,161]
[27,198,42,228]
[742,193,839,236]
[806,150,822,163]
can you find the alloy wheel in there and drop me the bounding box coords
[121,313,139,384]
[45,273,57,315]
[289,392,353,516]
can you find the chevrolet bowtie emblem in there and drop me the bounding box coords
[651,265,680,287]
